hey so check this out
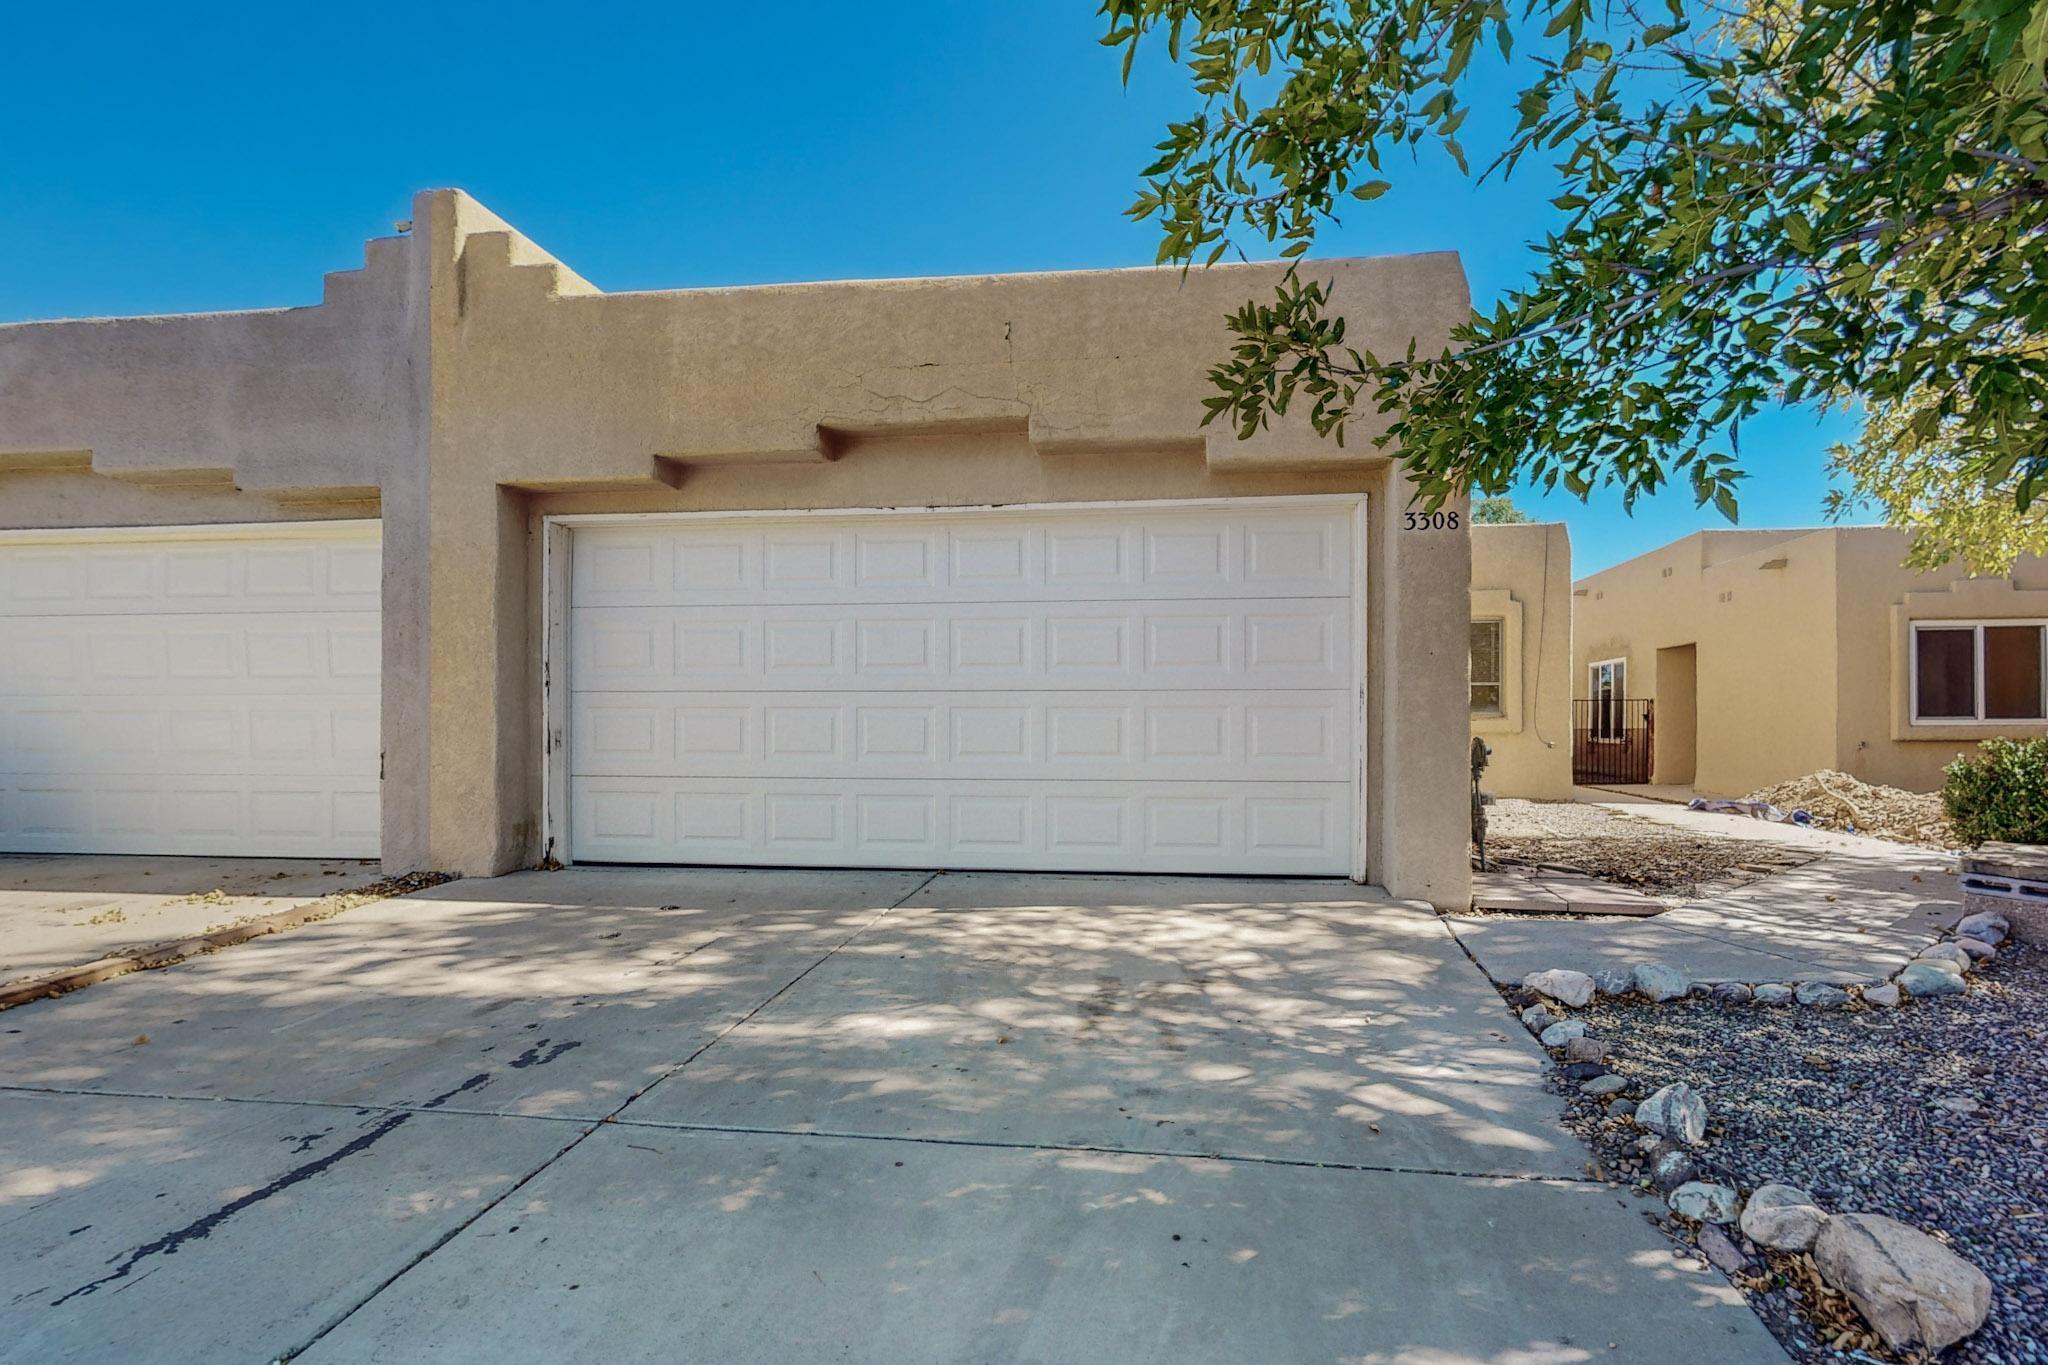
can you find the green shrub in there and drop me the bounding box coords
[1941,737,2048,845]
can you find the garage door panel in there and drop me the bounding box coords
[570,776,1351,874]
[0,525,382,858]
[0,539,381,616]
[0,615,381,695]
[570,598,1351,693]
[0,698,377,777]
[0,775,380,857]
[570,691,1351,783]
[570,507,1354,609]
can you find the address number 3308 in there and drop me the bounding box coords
[1402,510,1461,530]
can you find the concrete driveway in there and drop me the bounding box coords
[0,867,1782,1363]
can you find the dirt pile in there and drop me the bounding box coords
[1746,770,1955,847]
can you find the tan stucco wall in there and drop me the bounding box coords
[1469,523,1572,798]
[1574,526,2048,795]
[1573,529,1837,795]
[1836,529,2048,790]
[0,189,1475,906]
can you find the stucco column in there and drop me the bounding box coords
[1367,466,1472,908]
[421,480,531,875]
[408,189,539,877]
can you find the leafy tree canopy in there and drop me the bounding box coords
[1101,0,2048,533]
[1827,372,2048,572]
[1473,494,1534,522]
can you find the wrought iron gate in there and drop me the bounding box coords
[1572,698,1654,785]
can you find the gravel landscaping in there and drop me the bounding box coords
[1483,799,1818,895]
[1539,941,2047,1363]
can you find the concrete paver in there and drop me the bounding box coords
[0,865,1787,1363]
[0,853,381,984]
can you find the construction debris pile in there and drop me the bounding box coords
[1745,770,1957,848]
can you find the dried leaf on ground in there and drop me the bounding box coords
[1484,833,1800,894]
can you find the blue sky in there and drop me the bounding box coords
[0,2,1861,572]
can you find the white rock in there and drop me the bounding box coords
[1862,983,1902,1008]
[1956,910,2009,945]
[1539,1018,1588,1047]
[1523,969,1595,1008]
[1632,962,1691,1002]
[1740,1183,1827,1252]
[1668,1181,1739,1224]
[1898,963,1968,998]
[1956,936,1995,963]
[1794,982,1849,1007]
[1519,1002,1555,1031]
[1918,942,1974,970]
[1752,983,1793,1005]
[1813,1213,1992,1352]
[1636,1082,1708,1146]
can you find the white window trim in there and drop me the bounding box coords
[1589,656,1627,697]
[1587,657,1629,742]
[1909,618,2048,724]
[1470,616,1506,717]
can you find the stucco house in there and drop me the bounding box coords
[1572,525,2048,795]
[1469,522,1572,799]
[0,190,1475,907]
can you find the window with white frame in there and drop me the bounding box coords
[1588,657,1627,739]
[1912,621,2047,722]
[1470,618,1505,714]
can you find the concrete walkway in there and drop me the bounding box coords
[0,853,382,984]
[0,867,1781,1363]
[1452,798,1962,987]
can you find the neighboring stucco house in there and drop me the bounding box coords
[1573,525,2048,795]
[0,190,1475,907]
[1469,522,1572,799]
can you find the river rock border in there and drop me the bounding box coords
[1515,908,2012,1021]
[1501,907,2014,1356]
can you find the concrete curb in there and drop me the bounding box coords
[0,871,456,1011]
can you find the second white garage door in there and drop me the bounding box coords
[562,498,1362,875]
[0,521,382,858]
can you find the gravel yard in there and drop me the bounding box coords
[1551,943,2048,1363]
[1483,799,1817,895]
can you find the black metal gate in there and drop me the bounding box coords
[1573,698,1654,785]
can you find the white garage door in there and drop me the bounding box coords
[563,499,1361,876]
[0,522,381,858]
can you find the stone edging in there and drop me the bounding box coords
[1517,908,2010,1013]
[0,871,456,1012]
